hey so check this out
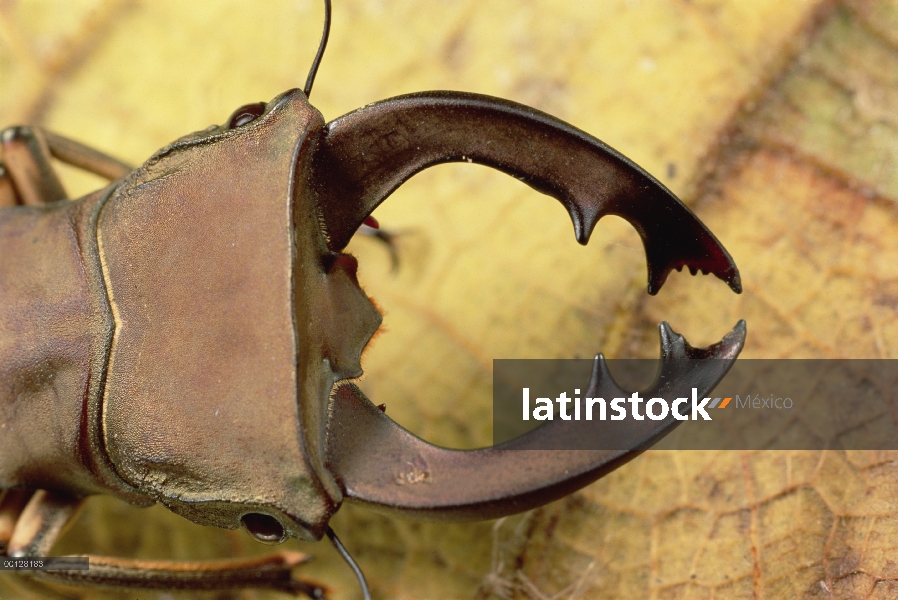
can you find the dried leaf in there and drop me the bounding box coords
[1,1,895,599]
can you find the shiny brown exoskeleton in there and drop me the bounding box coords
[0,3,745,598]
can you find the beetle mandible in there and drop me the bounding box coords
[0,1,746,598]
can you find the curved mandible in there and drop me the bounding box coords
[325,321,745,521]
[310,91,740,294]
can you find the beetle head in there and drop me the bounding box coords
[96,89,380,542]
[94,82,745,543]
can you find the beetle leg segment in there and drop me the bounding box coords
[0,126,68,205]
[0,490,33,554]
[0,162,17,207]
[0,127,132,208]
[6,490,84,560]
[20,553,326,597]
[4,490,327,597]
[355,222,401,272]
[326,321,745,521]
[42,130,133,182]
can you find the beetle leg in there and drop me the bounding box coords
[5,490,327,598]
[42,130,133,181]
[0,126,68,205]
[356,222,401,272]
[0,126,133,207]
[0,490,33,554]
[0,162,17,207]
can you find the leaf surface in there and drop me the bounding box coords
[1,1,895,599]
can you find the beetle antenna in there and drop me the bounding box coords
[326,526,371,600]
[304,0,332,97]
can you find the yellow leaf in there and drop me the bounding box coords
[2,1,894,599]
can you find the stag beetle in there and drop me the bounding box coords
[0,1,745,597]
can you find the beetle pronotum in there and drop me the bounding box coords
[0,1,745,598]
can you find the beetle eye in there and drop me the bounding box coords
[241,513,286,544]
[227,102,266,129]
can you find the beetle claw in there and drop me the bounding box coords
[325,320,745,521]
[311,91,741,296]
